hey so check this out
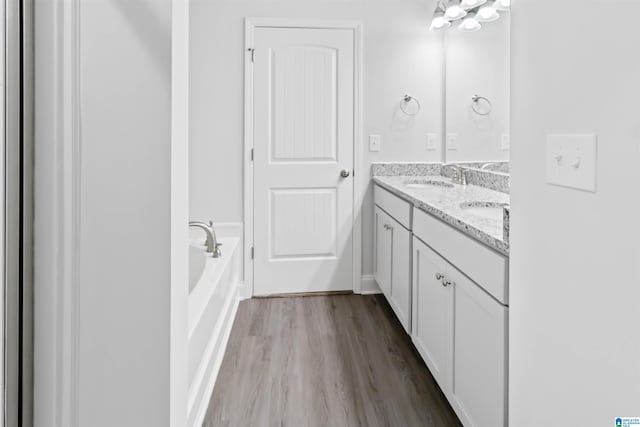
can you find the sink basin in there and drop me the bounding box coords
[404,179,454,189]
[459,201,509,221]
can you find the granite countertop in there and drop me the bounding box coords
[373,175,510,256]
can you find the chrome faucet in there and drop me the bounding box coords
[189,221,222,258]
[444,164,468,186]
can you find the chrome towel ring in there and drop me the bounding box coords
[471,95,492,116]
[400,95,421,116]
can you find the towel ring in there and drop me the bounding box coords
[471,95,492,116]
[400,95,421,116]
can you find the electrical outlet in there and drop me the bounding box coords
[446,134,457,151]
[502,134,511,151]
[369,135,381,152]
[546,134,597,192]
[426,134,438,151]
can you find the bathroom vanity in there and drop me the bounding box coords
[372,164,509,427]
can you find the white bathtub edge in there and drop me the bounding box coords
[188,284,240,427]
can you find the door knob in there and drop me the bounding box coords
[340,169,351,178]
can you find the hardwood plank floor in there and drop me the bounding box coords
[202,295,462,427]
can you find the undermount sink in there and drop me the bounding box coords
[459,201,510,221]
[404,179,454,189]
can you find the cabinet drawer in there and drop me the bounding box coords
[374,185,411,229]
[413,207,509,305]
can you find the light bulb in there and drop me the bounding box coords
[477,2,500,22]
[458,12,482,32]
[444,0,468,20]
[494,0,510,11]
[460,0,487,9]
[430,11,452,31]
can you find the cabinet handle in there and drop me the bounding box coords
[442,279,454,288]
[435,273,444,281]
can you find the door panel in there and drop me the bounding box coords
[411,237,449,389]
[389,221,411,333]
[270,188,337,259]
[374,206,392,296]
[447,265,508,427]
[253,27,355,295]
[271,45,338,162]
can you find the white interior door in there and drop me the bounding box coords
[253,26,355,296]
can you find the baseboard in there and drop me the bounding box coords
[360,275,382,295]
[237,281,252,300]
[189,287,240,427]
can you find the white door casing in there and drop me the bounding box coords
[250,24,358,296]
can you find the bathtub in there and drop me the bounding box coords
[187,224,242,427]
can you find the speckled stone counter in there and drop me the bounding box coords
[373,175,510,256]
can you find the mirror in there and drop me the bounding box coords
[444,10,510,168]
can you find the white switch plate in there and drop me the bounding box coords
[426,133,438,151]
[502,134,511,151]
[546,134,597,193]
[446,133,457,151]
[369,134,381,152]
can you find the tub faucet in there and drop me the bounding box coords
[189,221,222,258]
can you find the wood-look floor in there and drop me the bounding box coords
[203,295,462,427]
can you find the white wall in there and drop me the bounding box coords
[0,1,4,422]
[445,15,510,162]
[189,0,444,277]
[510,1,640,425]
[78,1,173,426]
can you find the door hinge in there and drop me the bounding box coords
[251,148,254,161]
[251,247,254,259]
[247,48,255,63]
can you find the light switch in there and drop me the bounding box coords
[426,133,438,151]
[546,134,597,192]
[369,134,381,152]
[502,134,511,151]
[447,134,457,151]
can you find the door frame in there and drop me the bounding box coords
[243,18,363,297]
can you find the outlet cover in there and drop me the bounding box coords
[546,134,597,193]
[369,135,381,152]
[427,134,438,151]
[446,134,457,151]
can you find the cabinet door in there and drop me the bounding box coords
[388,219,411,333]
[411,237,449,389]
[446,265,508,427]
[374,206,392,297]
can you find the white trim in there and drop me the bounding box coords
[171,0,190,426]
[243,18,364,296]
[243,19,255,297]
[34,1,81,425]
[360,275,382,295]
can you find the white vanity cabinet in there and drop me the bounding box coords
[373,182,509,427]
[411,238,449,388]
[374,206,392,296]
[412,208,508,427]
[374,186,412,333]
[446,260,507,427]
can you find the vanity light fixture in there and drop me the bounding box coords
[443,0,467,21]
[460,0,487,9]
[430,10,452,31]
[477,1,500,22]
[429,0,509,32]
[494,0,511,11]
[458,11,482,32]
